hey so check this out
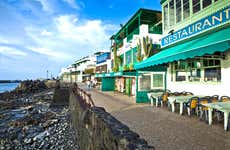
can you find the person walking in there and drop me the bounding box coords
[86,79,90,90]
[89,80,93,90]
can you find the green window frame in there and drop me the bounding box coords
[202,0,212,9]
[192,0,201,14]
[125,50,132,65]
[132,47,138,63]
[183,0,190,19]
[120,54,124,67]
[176,0,182,23]
[163,4,169,30]
[169,0,175,27]
[173,56,222,82]
[152,73,165,89]
[138,74,151,91]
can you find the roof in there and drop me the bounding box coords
[113,8,162,39]
[160,0,167,4]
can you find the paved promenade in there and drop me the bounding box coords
[81,85,230,150]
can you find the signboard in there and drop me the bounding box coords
[96,52,110,64]
[162,5,230,47]
[114,72,122,76]
[95,72,123,78]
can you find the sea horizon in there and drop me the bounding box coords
[0,82,19,93]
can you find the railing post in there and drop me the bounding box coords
[72,85,95,108]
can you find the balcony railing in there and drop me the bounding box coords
[116,39,123,48]
[127,27,139,42]
[149,25,162,34]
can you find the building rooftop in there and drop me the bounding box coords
[112,8,162,40]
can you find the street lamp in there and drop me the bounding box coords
[70,70,72,83]
[46,70,49,79]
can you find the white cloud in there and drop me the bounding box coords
[41,30,52,36]
[0,37,9,44]
[62,0,80,9]
[54,14,118,48]
[0,46,27,56]
[0,0,119,79]
[24,14,118,61]
[28,47,71,60]
[35,0,54,13]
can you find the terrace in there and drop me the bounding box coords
[112,8,162,50]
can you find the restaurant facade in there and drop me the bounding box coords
[135,0,230,97]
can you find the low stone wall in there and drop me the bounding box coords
[44,80,57,89]
[69,88,154,150]
[52,87,69,106]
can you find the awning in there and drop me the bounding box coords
[135,27,230,70]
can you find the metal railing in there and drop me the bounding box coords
[127,27,139,42]
[72,83,95,108]
[148,25,162,34]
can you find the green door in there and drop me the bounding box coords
[102,77,115,91]
[125,78,131,96]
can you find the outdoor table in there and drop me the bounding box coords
[151,92,163,107]
[168,95,195,115]
[202,101,230,131]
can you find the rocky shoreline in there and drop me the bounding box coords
[0,80,48,101]
[0,81,79,150]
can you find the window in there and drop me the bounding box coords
[204,67,221,82]
[132,47,138,63]
[139,74,151,91]
[126,51,132,65]
[176,0,182,23]
[152,74,164,88]
[169,0,175,27]
[120,55,124,67]
[174,61,186,81]
[193,0,200,14]
[171,64,174,81]
[183,0,190,19]
[163,4,169,30]
[173,57,221,82]
[202,0,212,9]
[187,59,202,81]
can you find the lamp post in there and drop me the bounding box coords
[46,70,49,79]
[70,70,72,83]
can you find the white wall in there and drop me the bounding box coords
[95,59,112,73]
[117,24,163,58]
[166,51,230,96]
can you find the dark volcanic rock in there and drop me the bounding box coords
[0,89,79,150]
[0,80,48,101]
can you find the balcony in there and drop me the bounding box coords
[149,25,162,34]
[127,27,139,43]
[87,64,96,69]
[115,39,123,49]
[70,68,78,72]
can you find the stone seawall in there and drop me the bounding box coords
[69,88,154,150]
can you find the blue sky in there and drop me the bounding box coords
[0,0,161,80]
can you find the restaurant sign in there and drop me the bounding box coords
[162,5,230,47]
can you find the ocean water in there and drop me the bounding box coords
[0,83,19,93]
